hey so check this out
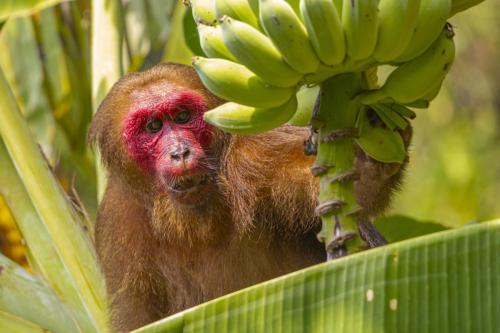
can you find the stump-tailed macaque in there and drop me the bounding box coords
[89,63,410,332]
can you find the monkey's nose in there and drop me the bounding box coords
[169,145,190,162]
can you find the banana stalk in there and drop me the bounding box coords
[314,73,365,258]
[91,0,123,201]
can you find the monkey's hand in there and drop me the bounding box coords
[353,108,413,247]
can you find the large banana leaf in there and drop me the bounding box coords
[134,220,499,333]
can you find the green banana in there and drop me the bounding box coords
[405,77,445,108]
[198,23,237,61]
[219,16,302,88]
[259,0,320,74]
[204,96,298,134]
[300,0,345,66]
[215,0,260,29]
[395,0,451,62]
[450,0,485,16]
[191,0,216,24]
[361,24,455,105]
[192,57,294,108]
[355,108,406,163]
[342,0,379,61]
[373,0,421,62]
[423,77,445,101]
[288,85,320,126]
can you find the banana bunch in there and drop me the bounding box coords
[361,23,456,106]
[187,0,482,134]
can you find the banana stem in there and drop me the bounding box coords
[314,73,365,259]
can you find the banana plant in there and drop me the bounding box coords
[188,0,486,258]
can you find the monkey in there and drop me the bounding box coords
[89,63,411,332]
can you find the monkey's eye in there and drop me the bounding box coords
[173,109,191,124]
[145,118,163,133]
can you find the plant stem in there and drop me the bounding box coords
[91,0,124,201]
[314,73,365,259]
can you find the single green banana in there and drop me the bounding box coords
[204,96,298,134]
[373,0,421,62]
[288,85,320,126]
[300,0,345,66]
[394,0,451,62]
[192,57,294,108]
[198,23,237,61]
[361,25,455,105]
[355,108,406,163]
[422,77,445,101]
[405,77,445,108]
[342,0,379,61]
[450,0,485,16]
[191,0,216,24]
[219,16,302,88]
[259,0,320,74]
[215,0,260,29]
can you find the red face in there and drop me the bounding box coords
[123,85,215,204]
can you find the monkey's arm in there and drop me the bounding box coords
[95,178,167,332]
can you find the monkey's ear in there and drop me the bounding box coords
[88,110,102,151]
[88,98,112,154]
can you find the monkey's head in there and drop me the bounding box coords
[89,64,225,206]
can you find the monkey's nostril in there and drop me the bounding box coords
[170,147,190,161]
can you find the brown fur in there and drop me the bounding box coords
[90,64,409,332]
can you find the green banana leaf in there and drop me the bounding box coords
[0,254,80,333]
[0,66,109,333]
[376,215,449,243]
[0,138,97,333]
[133,219,499,333]
[0,0,69,21]
[0,311,51,333]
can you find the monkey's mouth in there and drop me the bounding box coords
[166,173,211,193]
